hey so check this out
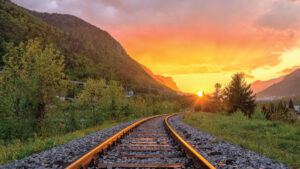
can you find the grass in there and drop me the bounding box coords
[0,120,126,166]
[182,110,300,168]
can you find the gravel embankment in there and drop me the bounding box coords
[1,118,143,169]
[168,115,290,169]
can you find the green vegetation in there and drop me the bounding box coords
[223,73,256,117]
[0,120,123,166]
[182,111,300,168]
[0,39,65,139]
[261,101,297,123]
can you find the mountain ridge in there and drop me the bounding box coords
[141,65,181,92]
[256,69,300,99]
[251,75,285,94]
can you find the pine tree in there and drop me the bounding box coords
[224,73,256,117]
[213,83,222,112]
[289,99,295,110]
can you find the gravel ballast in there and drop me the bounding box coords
[1,118,143,169]
[168,114,291,169]
[94,117,195,169]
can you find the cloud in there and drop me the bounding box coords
[244,73,255,79]
[256,1,300,30]
[156,64,221,75]
[277,65,300,74]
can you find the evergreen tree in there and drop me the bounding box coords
[289,99,295,110]
[224,73,256,117]
[213,83,222,112]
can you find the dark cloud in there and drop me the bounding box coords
[12,0,264,30]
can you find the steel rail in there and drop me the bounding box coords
[66,115,162,169]
[164,114,216,169]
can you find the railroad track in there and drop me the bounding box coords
[66,115,215,169]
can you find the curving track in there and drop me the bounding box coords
[67,115,215,169]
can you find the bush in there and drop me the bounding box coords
[261,101,296,122]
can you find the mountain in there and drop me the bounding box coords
[251,75,285,94]
[257,69,300,99]
[0,0,176,96]
[141,65,181,92]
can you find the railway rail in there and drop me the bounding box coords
[66,115,215,169]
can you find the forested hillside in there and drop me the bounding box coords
[0,0,175,95]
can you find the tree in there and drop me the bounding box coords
[106,80,125,120]
[213,83,222,112]
[289,99,295,110]
[77,78,107,126]
[0,39,65,132]
[224,73,256,117]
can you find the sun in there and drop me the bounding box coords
[198,91,203,97]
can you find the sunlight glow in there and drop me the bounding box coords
[198,91,203,97]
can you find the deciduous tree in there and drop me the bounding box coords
[0,39,65,132]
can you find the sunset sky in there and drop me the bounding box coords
[13,0,300,94]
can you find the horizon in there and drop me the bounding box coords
[12,0,300,94]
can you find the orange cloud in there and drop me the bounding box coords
[278,65,300,74]
[244,73,255,79]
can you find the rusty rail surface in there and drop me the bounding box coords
[66,115,162,169]
[164,114,215,169]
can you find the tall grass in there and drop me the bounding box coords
[182,110,300,168]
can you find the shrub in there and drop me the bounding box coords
[261,101,296,122]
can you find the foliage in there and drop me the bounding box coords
[212,83,223,112]
[288,99,294,110]
[261,101,296,122]
[76,78,125,124]
[182,111,300,168]
[0,39,65,138]
[223,72,256,117]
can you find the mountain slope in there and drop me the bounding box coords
[251,75,285,94]
[257,69,300,98]
[0,0,175,95]
[141,65,181,92]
